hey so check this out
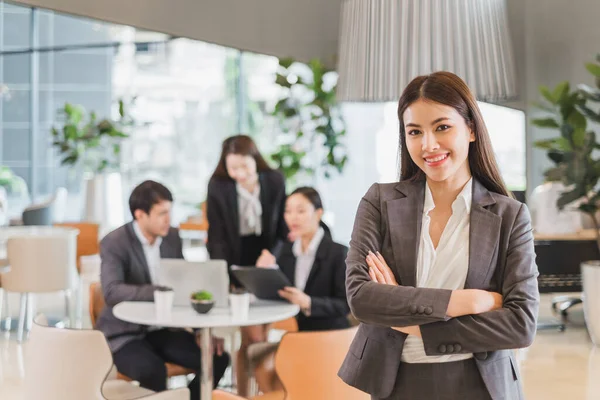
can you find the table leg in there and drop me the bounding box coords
[200,327,213,400]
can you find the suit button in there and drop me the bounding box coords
[424,307,433,315]
[455,344,462,352]
[474,352,488,360]
[447,344,455,353]
[438,344,447,353]
[417,305,425,314]
[410,305,418,314]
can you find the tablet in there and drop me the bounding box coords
[231,265,292,300]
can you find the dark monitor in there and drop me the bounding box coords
[534,240,599,293]
[512,190,526,204]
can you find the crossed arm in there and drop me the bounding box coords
[346,184,539,355]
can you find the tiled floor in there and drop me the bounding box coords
[0,293,597,399]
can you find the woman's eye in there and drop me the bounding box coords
[436,124,451,131]
[407,129,421,136]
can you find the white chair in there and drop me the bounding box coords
[0,227,79,342]
[26,315,189,400]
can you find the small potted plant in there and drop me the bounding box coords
[190,290,215,314]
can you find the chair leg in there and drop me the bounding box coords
[76,276,83,329]
[64,289,72,328]
[26,293,35,334]
[2,292,10,332]
[17,293,28,343]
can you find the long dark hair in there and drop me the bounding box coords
[289,187,332,238]
[212,135,273,179]
[397,71,509,197]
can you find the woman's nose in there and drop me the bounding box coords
[421,131,439,152]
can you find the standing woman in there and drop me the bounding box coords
[206,134,288,396]
[338,72,539,400]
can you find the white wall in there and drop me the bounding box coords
[506,0,600,194]
[12,0,343,67]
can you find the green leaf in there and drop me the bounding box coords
[579,203,598,215]
[566,110,587,132]
[531,101,555,113]
[586,63,600,78]
[540,86,555,104]
[547,150,565,164]
[534,138,561,150]
[572,128,586,147]
[557,188,584,209]
[64,125,78,140]
[531,118,560,129]
[62,154,79,165]
[97,119,114,134]
[275,73,292,88]
[279,58,294,69]
[552,81,570,102]
[283,108,297,118]
[87,137,101,148]
[118,99,125,118]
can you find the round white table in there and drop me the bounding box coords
[114,300,300,399]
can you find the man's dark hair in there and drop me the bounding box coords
[129,180,173,219]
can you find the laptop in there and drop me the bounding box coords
[155,259,229,308]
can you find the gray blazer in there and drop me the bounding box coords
[338,179,539,400]
[96,222,184,353]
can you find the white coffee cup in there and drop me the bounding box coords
[154,289,175,320]
[230,292,250,320]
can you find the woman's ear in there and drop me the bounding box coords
[316,208,324,221]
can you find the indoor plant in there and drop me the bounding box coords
[51,100,133,232]
[270,58,347,186]
[532,54,600,345]
[190,290,215,314]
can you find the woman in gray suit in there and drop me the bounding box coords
[339,72,539,400]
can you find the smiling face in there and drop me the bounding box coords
[225,154,258,187]
[403,98,475,184]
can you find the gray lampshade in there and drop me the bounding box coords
[336,0,517,102]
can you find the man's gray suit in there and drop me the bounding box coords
[338,179,539,400]
[96,222,183,353]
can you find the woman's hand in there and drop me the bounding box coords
[256,249,276,268]
[366,251,398,286]
[278,287,310,309]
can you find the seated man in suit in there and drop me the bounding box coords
[96,180,230,399]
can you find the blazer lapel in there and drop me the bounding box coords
[278,248,297,285]
[465,180,502,289]
[225,180,239,243]
[126,223,152,283]
[387,180,425,287]
[259,172,270,237]
[303,235,331,291]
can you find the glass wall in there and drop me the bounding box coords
[0,1,526,242]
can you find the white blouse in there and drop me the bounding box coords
[237,183,262,236]
[401,178,474,364]
[292,227,325,291]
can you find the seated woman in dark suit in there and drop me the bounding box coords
[253,186,350,391]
